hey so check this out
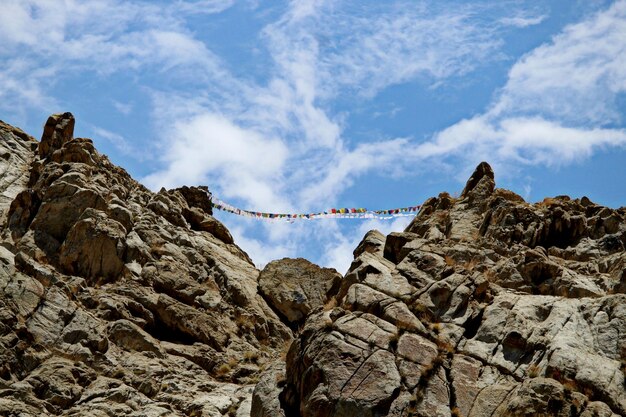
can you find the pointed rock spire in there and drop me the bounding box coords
[38,112,75,158]
[460,161,495,199]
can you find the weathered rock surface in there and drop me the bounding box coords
[0,121,37,228]
[259,258,341,325]
[0,114,292,416]
[271,162,626,417]
[2,115,625,417]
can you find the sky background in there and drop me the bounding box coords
[2,0,626,273]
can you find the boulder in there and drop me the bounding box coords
[59,209,127,283]
[38,112,75,158]
[0,121,37,226]
[258,258,342,324]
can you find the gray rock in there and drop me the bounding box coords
[3,117,626,417]
[258,257,341,324]
[0,114,292,416]
[278,162,626,417]
[251,361,287,417]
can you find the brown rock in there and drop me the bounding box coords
[353,229,386,258]
[460,161,495,199]
[258,258,341,324]
[38,112,75,158]
[3,116,626,417]
[251,361,287,417]
[107,319,164,356]
[198,214,234,244]
[175,185,213,215]
[7,189,40,239]
[59,208,126,283]
[0,115,292,416]
[278,160,626,417]
[24,358,96,410]
[0,121,37,228]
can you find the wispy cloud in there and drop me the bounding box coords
[499,14,546,28]
[142,113,291,210]
[91,126,138,157]
[0,0,230,117]
[145,0,519,206]
[418,0,626,175]
[314,3,506,97]
[112,100,133,115]
[494,1,626,126]
[420,116,626,168]
[176,0,236,15]
[142,0,614,269]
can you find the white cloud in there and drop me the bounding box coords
[142,0,588,270]
[298,138,413,207]
[176,0,236,15]
[228,224,297,269]
[522,183,532,201]
[420,116,626,168]
[493,1,626,125]
[4,0,625,272]
[499,14,546,28]
[416,0,626,172]
[315,4,505,97]
[202,0,517,206]
[91,126,138,157]
[261,0,510,110]
[112,100,133,115]
[0,0,225,116]
[0,59,58,112]
[142,113,290,210]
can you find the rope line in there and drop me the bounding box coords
[207,192,421,221]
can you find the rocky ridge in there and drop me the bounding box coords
[255,164,626,417]
[1,113,291,416]
[0,114,625,417]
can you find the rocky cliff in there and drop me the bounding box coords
[0,114,290,416]
[0,114,625,417]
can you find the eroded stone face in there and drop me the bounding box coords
[3,118,626,417]
[268,162,626,417]
[0,114,292,416]
[0,121,37,228]
[258,258,342,325]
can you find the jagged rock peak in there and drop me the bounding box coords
[2,114,626,417]
[0,114,293,416]
[460,161,495,199]
[253,161,626,416]
[38,112,75,158]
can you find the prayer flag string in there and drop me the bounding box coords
[207,192,421,222]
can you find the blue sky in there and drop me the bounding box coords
[1,0,625,273]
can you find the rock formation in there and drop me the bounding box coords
[259,258,342,327]
[1,114,624,417]
[0,113,291,416]
[254,167,626,416]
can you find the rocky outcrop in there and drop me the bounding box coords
[2,115,625,417]
[0,121,37,228]
[0,113,291,416]
[258,258,342,325]
[271,163,626,417]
